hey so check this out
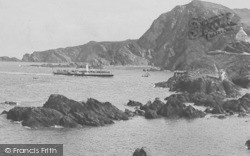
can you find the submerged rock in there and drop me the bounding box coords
[5,94,129,128]
[132,147,152,156]
[1,101,17,105]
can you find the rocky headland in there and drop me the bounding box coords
[0,56,20,62]
[155,71,250,116]
[2,94,129,128]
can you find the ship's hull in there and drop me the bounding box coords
[53,72,114,77]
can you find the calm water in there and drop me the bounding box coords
[0,62,250,156]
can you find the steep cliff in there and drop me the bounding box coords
[138,0,245,69]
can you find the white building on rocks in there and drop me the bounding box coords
[236,27,248,42]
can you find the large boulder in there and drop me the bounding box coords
[5,94,129,128]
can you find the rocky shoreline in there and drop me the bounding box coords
[2,71,250,128]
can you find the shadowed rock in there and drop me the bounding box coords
[5,94,129,128]
[127,100,143,107]
[223,93,250,113]
[140,99,165,112]
[158,94,205,118]
[245,140,250,149]
[132,147,152,156]
[145,110,161,119]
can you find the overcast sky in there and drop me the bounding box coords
[0,0,249,58]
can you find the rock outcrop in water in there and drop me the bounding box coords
[245,140,250,149]
[5,94,129,128]
[156,73,250,115]
[157,94,206,118]
[132,147,152,156]
[156,73,240,98]
[135,97,205,119]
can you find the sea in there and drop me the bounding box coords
[0,62,250,156]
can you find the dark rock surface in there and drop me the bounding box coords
[245,140,250,149]
[125,109,135,117]
[145,109,161,119]
[127,100,143,107]
[140,99,165,112]
[132,147,152,156]
[5,94,129,128]
[223,93,250,113]
[158,95,205,118]
[157,74,240,98]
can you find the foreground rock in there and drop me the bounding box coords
[132,147,152,156]
[5,94,129,128]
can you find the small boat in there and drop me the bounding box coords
[53,64,113,77]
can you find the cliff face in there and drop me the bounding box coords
[22,0,250,72]
[0,56,20,62]
[138,0,244,70]
[22,40,149,66]
[136,0,250,86]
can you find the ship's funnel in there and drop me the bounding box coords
[86,64,89,72]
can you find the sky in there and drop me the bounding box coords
[0,0,249,58]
